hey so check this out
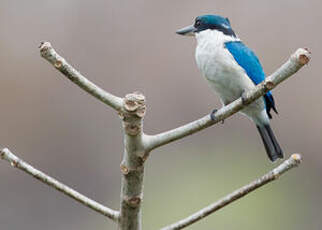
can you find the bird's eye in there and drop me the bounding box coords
[195,20,201,27]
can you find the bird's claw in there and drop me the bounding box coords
[210,109,225,124]
[241,91,248,105]
[210,109,217,121]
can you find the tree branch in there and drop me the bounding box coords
[39,42,123,111]
[161,154,302,230]
[0,148,120,222]
[2,42,307,230]
[118,92,147,230]
[144,48,311,151]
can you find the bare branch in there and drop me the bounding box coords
[39,42,123,111]
[0,148,120,222]
[161,154,302,230]
[144,48,311,151]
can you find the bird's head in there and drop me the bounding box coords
[176,14,236,37]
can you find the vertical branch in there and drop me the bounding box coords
[118,92,147,230]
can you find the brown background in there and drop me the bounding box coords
[0,0,321,229]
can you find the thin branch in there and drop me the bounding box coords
[39,42,123,111]
[0,148,120,222]
[161,154,302,230]
[144,48,311,151]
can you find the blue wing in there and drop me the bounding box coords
[225,41,277,118]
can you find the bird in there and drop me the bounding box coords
[176,14,283,162]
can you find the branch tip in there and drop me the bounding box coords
[123,92,146,117]
[0,148,6,158]
[291,153,302,163]
[39,41,52,54]
[293,48,311,65]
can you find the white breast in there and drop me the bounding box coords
[195,30,267,123]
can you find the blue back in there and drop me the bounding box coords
[225,41,277,118]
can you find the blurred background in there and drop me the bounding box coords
[0,0,320,229]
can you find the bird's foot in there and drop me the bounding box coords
[241,90,248,105]
[210,109,217,121]
[210,109,224,124]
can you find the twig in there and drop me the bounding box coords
[144,48,311,151]
[0,148,120,222]
[161,154,302,230]
[39,42,123,111]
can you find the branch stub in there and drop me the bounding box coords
[54,60,63,69]
[124,122,141,136]
[265,81,275,90]
[123,92,146,117]
[299,54,310,65]
[39,42,51,55]
[124,196,141,208]
[120,164,130,175]
[291,153,302,163]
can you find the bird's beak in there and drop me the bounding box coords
[176,25,197,36]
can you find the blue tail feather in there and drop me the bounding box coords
[264,92,278,119]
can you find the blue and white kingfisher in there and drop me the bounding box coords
[176,14,283,162]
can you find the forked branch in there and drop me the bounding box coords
[161,154,302,230]
[0,148,119,222]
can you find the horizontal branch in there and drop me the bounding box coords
[161,154,302,230]
[0,148,119,222]
[39,42,123,111]
[144,48,311,151]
